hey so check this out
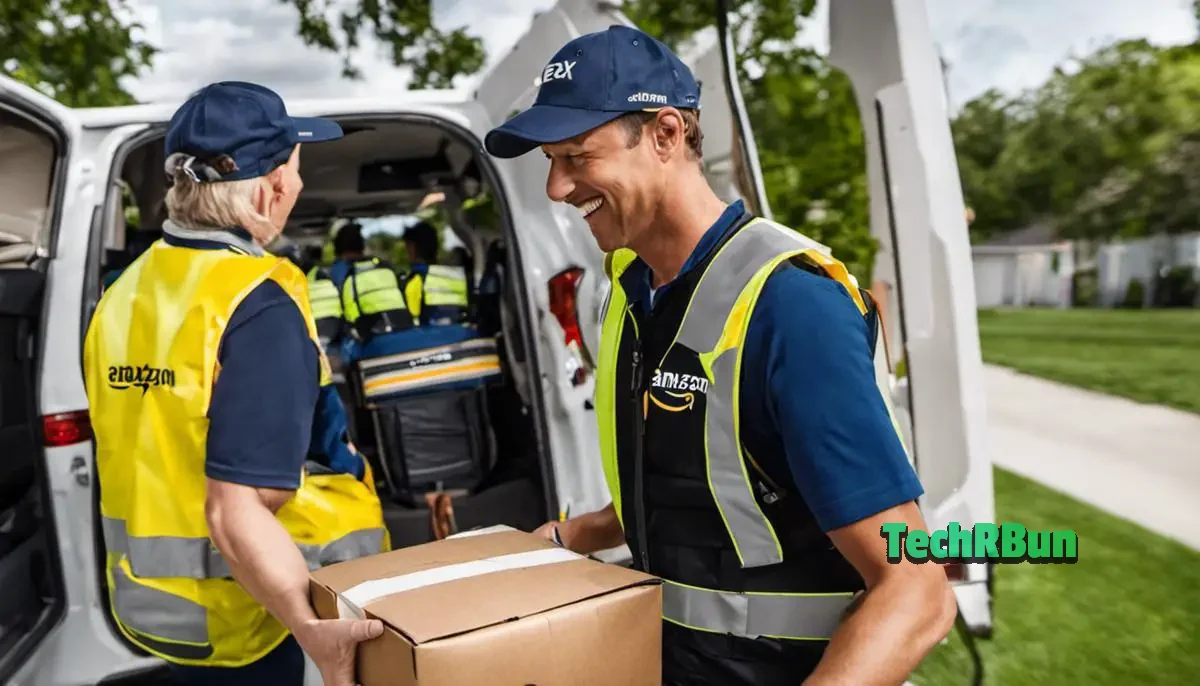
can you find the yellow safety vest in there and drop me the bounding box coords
[406,264,469,323]
[307,266,344,320]
[595,217,903,641]
[307,265,344,345]
[340,258,412,335]
[83,241,389,668]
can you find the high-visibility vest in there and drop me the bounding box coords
[340,257,413,338]
[407,264,470,325]
[595,217,901,665]
[306,265,344,346]
[83,241,389,668]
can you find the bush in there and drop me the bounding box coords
[1153,265,1199,308]
[1122,278,1146,308]
[1072,268,1098,307]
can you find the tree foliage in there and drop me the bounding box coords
[281,0,485,88]
[285,0,875,275]
[953,38,1200,244]
[619,0,875,277]
[0,0,157,107]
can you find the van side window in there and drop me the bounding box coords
[0,110,56,254]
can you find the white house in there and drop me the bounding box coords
[1096,232,1200,307]
[971,223,1074,309]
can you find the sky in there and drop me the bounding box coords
[123,0,1199,111]
[116,0,1198,236]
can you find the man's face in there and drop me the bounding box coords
[542,118,663,253]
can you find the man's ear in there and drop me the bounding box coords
[264,166,288,194]
[653,109,686,160]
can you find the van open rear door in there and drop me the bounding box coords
[829,0,997,637]
[0,73,81,684]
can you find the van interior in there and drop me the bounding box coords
[90,116,557,552]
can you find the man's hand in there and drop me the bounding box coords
[804,501,957,686]
[532,520,561,544]
[294,617,384,686]
[530,504,624,555]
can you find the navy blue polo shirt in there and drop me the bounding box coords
[162,230,363,488]
[625,201,923,532]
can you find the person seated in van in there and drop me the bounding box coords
[339,251,413,342]
[326,220,366,289]
[275,241,345,350]
[401,220,470,326]
[298,244,324,275]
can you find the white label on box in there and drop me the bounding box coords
[445,524,519,540]
[335,592,367,620]
[341,547,584,609]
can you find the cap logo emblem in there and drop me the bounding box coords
[542,60,576,84]
[628,92,668,105]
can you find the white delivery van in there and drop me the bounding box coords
[0,0,994,683]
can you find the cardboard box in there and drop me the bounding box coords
[310,525,663,686]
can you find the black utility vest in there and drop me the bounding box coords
[610,215,867,684]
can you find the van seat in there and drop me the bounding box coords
[346,325,504,506]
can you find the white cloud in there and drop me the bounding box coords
[926,0,1196,106]
[124,0,555,104]
[124,0,1198,110]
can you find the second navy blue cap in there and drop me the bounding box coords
[165,81,343,182]
[484,25,701,159]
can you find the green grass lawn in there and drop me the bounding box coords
[911,468,1200,685]
[975,308,1200,413]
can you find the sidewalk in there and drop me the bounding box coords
[983,364,1200,550]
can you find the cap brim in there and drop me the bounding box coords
[290,116,344,143]
[484,105,626,159]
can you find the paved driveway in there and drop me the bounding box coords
[983,364,1200,550]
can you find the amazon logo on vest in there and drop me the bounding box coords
[649,369,708,413]
[107,364,176,395]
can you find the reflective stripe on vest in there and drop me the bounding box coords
[341,259,408,323]
[102,516,386,579]
[422,265,469,308]
[596,218,870,640]
[662,581,855,640]
[110,557,214,660]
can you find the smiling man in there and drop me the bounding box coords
[485,25,956,686]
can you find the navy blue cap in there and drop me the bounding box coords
[165,81,343,182]
[484,25,700,159]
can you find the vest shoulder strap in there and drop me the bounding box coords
[668,217,870,570]
[604,248,639,281]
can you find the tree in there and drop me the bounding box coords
[0,0,157,107]
[952,38,1200,244]
[281,0,485,89]
[286,0,876,275]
